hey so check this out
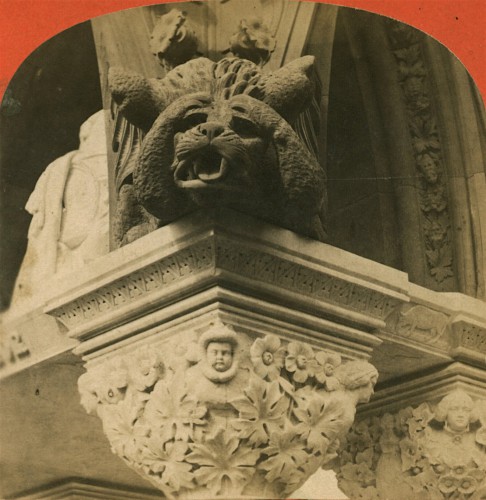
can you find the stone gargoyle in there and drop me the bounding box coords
[109,56,326,245]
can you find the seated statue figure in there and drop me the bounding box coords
[12,111,109,304]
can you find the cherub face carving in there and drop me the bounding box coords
[171,94,266,193]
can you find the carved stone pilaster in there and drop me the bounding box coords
[78,320,378,498]
[385,20,454,289]
[334,369,486,500]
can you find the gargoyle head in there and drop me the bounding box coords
[109,55,326,241]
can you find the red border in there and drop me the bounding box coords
[0,0,485,101]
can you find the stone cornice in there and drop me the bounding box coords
[2,210,485,379]
[359,362,486,417]
[8,480,162,499]
[44,210,409,343]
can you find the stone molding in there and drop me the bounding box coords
[2,211,485,380]
[44,210,408,342]
[9,481,162,499]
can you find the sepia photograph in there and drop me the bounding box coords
[0,0,485,498]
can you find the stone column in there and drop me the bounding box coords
[42,209,404,498]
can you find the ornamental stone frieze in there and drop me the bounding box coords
[333,364,486,500]
[78,321,378,498]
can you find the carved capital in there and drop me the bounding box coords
[78,322,378,498]
[335,389,486,500]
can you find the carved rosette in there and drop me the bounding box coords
[78,322,378,498]
[385,21,454,288]
[334,390,486,500]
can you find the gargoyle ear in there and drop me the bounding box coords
[262,55,316,124]
[109,67,166,132]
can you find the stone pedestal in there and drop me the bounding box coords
[42,209,404,498]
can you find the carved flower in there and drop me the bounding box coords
[231,377,288,446]
[165,334,200,373]
[314,351,341,389]
[250,334,286,381]
[293,394,347,453]
[285,342,316,383]
[229,17,276,65]
[143,378,207,443]
[458,476,478,495]
[259,427,308,483]
[140,438,194,492]
[80,361,128,408]
[451,465,468,478]
[128,345,165,391]
[186,430,259,496]
[438,475,458,494]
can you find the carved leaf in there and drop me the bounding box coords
[139,439,194,492]
[293,394,348,452]
[231,377,289,446]
[185,430,258,496]
[100,391,148,460]
[143,377,207,443]
[259,427,308,483]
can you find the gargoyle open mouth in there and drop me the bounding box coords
[173,149,229,188]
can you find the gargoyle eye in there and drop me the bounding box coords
[230,105,249,115]
[183,111,208,129]
[230,115,258,137]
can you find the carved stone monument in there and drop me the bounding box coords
[78,322,378,498]
[2,3,485,500]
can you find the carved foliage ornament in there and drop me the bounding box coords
[109,54,326,245]
[78,322,378,498]
[386,21,454,286]
[335,389,486,500]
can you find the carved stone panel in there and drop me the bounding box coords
[334,389,486,499]
[78,321,378,498]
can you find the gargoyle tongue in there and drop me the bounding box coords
[193,151,228,183]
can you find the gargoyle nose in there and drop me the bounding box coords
[197,122,225,141]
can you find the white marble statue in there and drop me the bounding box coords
[12,110,109,303]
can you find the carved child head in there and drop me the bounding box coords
[198,322,240,381]
[206,341,234,372]
[435,390,477,432]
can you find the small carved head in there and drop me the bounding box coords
[335,360,379,404]
[417,153,439,184]
[199,322,239,373]
[228,17,276,66]
[206,341,234,372]
[150,9,199,69]
[434,390,478,432]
